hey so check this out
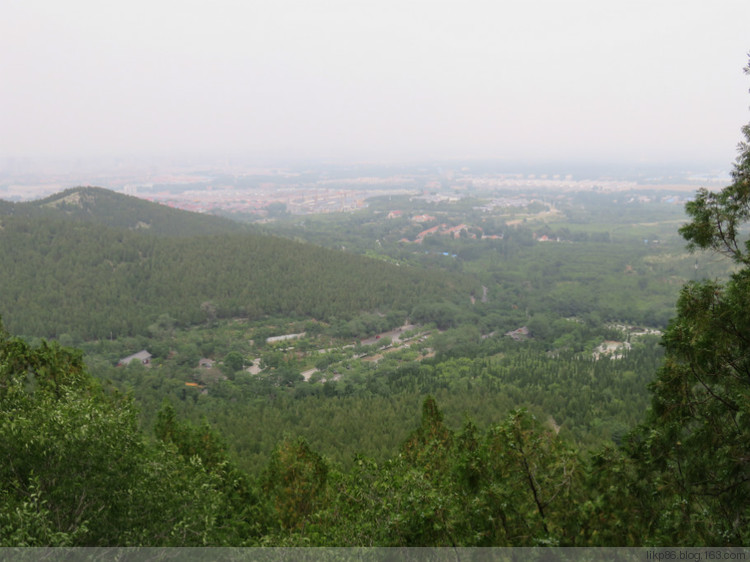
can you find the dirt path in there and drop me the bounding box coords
[360,323,415,345]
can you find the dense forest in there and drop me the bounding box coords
[0,188,471,340]
[3,171,748,545]
[2,58,749,549]
[1,186,245,236]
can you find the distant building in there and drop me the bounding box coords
[505,327,530,341]
[118,350,152,366]
[266,332,306,344]
[411,214,436,223]
[415,225,441,243]
[445,224,472,239]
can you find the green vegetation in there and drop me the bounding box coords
[6,186,245,236]
[2,56,749,548]
[88,322,661,474]
[0,188,471,340]
[0,323,262,546]
[626,84,750,543]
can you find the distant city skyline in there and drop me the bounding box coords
[2,1,749,170]
[0,151,731,205]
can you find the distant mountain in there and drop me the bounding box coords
[1,186,244,237]
[0,187,474,340]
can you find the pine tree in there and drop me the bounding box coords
[630,54,750,545]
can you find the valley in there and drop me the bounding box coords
[1,169,747,546]
[0,180,724,473]
[3,1,749,547]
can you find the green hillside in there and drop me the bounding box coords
[2,186,243,237]
[0,187,475,340]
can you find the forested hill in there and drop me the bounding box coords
[0,188,475,341]
[1,186,243,237]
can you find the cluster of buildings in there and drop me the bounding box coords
[146,186,371,216]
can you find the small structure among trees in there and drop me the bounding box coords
[117,350,152,367]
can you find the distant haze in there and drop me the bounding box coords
[2,0,749,167]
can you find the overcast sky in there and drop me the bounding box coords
[2,0,749,167]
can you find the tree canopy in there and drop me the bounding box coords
[627,54,750,545]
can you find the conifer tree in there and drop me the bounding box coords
[631,54,750,545]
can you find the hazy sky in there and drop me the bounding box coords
[2,0,749,166]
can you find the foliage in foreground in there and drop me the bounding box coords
[0,323,263,546]
[624,57,750,545]
[2,316,748,546]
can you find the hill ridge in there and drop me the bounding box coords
[0,187,475,340]
[2,186,244,237]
